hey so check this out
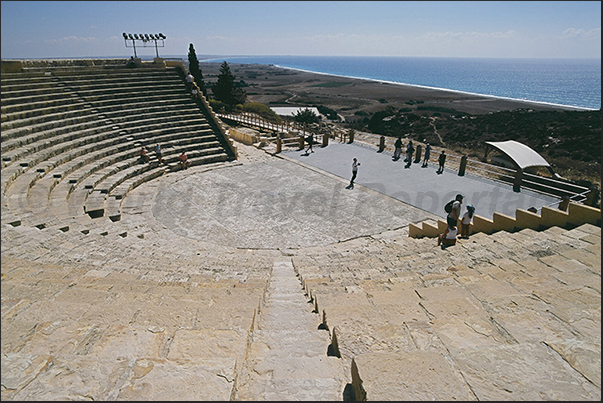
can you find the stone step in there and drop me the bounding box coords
[237,259,347,400]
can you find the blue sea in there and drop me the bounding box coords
[200,56,601,111]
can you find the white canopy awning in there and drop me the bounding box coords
[485,140,550,170]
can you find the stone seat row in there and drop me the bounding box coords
[295,223,600,400]
[1,210,274,282]
[294,223,598,289]
[0,253,268,402]
[1,85,193,132]
[2,109,103,149]
[1,93,86,119]
[3,119,213,199]
[2,110,212,190]
[51,75,183,92]
[85,145,229,220]
[2,67,233,233]
[3,119,169,192]
[2,100,204,155]
[0,69,179,89]
[0,87,79,107]
[5,132,223,230]
[0,69,185,116]
[1,100,91,131]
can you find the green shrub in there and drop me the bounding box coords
[209,99,226,112]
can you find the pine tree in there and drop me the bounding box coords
[187,43,206,97]
[212,61,246,109]
[294,108,320,124]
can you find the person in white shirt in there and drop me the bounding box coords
[185,72,194,91]
[447,194,464,227]
[346,158,360,189]
[438,223,458,247]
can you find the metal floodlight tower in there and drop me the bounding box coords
[123,32,166,58]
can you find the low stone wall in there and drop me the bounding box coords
[22,58,127,68]
[229,127,260,146]
[409,202,601,238]
[1,58,176,73]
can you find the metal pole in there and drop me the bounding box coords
[132,40,137,58]
[154,39,159,58]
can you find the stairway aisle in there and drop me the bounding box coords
[236,259,347,401]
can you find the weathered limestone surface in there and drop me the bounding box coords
[1,142,600,401]
[235,260,347,400]
[351,352,475,401]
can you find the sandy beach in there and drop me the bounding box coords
[200,62,579,120]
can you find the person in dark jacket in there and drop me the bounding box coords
[437,150,446,174]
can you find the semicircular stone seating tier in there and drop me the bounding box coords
[1,66,236,233]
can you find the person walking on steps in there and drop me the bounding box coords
[437,150,446,174]
[346,158,360,189]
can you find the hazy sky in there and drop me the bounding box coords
[1,1,601,59]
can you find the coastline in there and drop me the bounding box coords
[271,64,594,112]
[200,62,588,118]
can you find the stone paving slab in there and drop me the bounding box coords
[352,351,475,401]
[451,342,600,400]
[149,156,438,249]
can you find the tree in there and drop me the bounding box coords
[294,108,320,125]
[212,61,246,109]
[187,43,206,97]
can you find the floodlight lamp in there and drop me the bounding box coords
[158,33,166,39]
[128,33,134,40]
[133,34,138,39]
[144,34,150,39]
[122,32,128,39]
[149,34,155,40]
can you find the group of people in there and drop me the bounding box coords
[140,144,163,164]
[139,144,189,169]
[438,193,476,247]
[393,137,446,172]
[347,155,473,246]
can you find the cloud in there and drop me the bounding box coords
[562,27,601,39]
[418,30,518,40]
[44,36,98,44]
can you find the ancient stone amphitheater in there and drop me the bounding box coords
[1,59,600,401]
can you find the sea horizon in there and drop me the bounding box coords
[200,55,601,112]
